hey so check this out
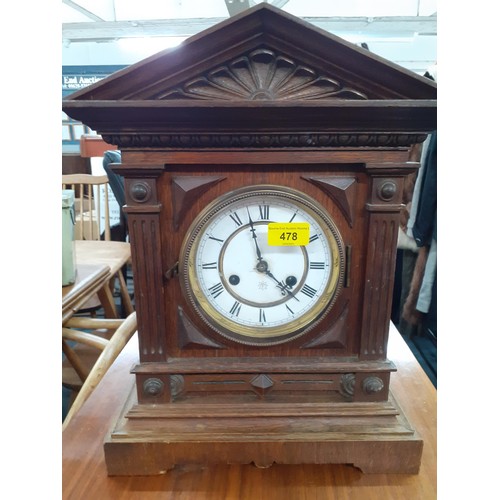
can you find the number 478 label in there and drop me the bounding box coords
[267,222,310,246]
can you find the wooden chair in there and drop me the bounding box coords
[62,311,137,430]
[62,174,134,317]
[62,176,136,429]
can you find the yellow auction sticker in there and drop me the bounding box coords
[267,222,310,246]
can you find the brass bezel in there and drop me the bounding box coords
[179,185,345,346]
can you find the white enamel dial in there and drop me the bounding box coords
[180,186,344,345]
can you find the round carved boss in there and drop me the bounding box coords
[130,181,152,203]
[143,377,164,397]
[377,181,397,202]
[362,376,384,394]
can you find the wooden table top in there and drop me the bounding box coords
[62,263,111,324]
[62,324,436,499]
[75,240,131,276]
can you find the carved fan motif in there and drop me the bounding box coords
[159,49,367,101]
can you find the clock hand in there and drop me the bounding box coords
[247,208,264,264]
[265,268,300,302]
[246,208,299,301]
[247,208,299,302]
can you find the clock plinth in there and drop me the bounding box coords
[104,385,422,475]
[62,3,436,477]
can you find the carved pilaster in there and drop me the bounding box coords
[359,166,407,360]
[128,215,166,361]
[121,164,167,361]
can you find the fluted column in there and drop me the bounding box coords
[120,164,167,362]
[359,164,412,360]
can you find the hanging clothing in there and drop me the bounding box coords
[412,131,437,248]
[400,130,437,322]
[416,237,437,314]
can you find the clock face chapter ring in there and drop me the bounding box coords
[218,221,310,309]
[179,185,345,345]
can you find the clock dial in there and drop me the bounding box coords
[180,185,344,345]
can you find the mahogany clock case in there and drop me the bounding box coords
[62,4,437,474]
[121,154,409,406]
[154,165,364,356]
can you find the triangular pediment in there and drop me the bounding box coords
[65,4,436,103]
[149,47,369,102]
[63,4,436,146]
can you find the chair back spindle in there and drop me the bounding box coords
[62,174,112,241]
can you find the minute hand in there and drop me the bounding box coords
[265,269,300,302]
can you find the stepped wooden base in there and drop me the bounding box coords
[104,386,423,475]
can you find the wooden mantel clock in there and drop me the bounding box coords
[63,4,437,475]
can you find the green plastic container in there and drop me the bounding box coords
[62,190,76,286]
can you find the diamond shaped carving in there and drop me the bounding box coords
[301,300,349,349]
[172,175,225,230]
[177,306,226,350]
[250,374,274,397]
[303,176,357,227]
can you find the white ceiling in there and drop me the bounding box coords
[62,0,437,75]
[62,0,437,23]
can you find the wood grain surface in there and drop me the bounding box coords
[62,323,436,499]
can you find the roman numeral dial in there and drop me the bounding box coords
[180,186,344,345]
